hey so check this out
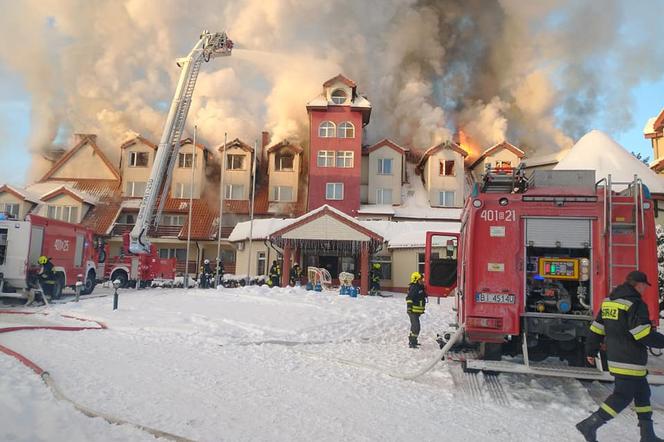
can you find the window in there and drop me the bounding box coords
[117,213,135,224]
[224,184,245,200]
[125,181,146,197]
[377,158,393,175]
[496,160,512,169]
[337,122,355,138]
[376,188,393,205]
[331,89,348,104]
[340,257,355,274]
[325,183,344,200]
[439,191,455,207]
[439,160,455,176]
[257,251,267,275]
[227,154,245,170]
[418,251,441,274]
[178,152,194,168]
[47,205,79,223]
[129,151,149,167]
[74,234,84,267]
[272,186,293,202]
[371,256,392,280]
[275,153,294,171]
[160,214,185,226]
[336,151,354,168]
[1,203,20,218]
[159,248,186,261]
[174,182,196,199]
[317,151,335,167]
[318,121,336,138]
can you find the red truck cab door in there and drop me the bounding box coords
[424,232,459,297]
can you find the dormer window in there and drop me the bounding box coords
[275,153,294,171]
[227,154,245,170]
[338,122,355,138]
[178,153,193,168]
[331,89,348,104]
[129,151,149,167]
[319,121,336,138]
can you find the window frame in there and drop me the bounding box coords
[129,151,149,168]
[337,122,355,138]
[376,188,393,205]
[126,181,146,197]
[336,151,354,168]
[377,158,393,175]
[174,182,196,199]
[325,183,344,200]
[318,121,336,138]
[439,160,455,176]
[160,214,185,226]
[275,153,294,171]
[272,186,294,202]
[1,203,20,218]
[227,154,246,170]
[257,251,267,275]
[317,150,335,168]
[46,205,79,223]
[224,184,245,200]
[330,89,348,104]
[439,190,455,207]
[178,152,194,168]
[371,256,392,280]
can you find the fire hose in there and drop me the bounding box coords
[0,310,195,442]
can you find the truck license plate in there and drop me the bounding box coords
[475,293,515,304]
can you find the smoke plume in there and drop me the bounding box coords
[0,0,662,173]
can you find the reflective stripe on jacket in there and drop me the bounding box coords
[406,282,426,314]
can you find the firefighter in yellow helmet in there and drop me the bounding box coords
[37,255,57,300]
[406,271,427,348]
[369,262,381,296]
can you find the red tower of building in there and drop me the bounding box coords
[306,74,371,216]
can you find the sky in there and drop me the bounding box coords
[0,0,662,187]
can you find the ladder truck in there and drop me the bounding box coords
[425,167,664,383]
[129,31,233,255]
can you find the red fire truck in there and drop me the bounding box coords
[425,168,660,379]
[0,214,101,299]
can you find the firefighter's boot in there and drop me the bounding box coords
[639,420,664,442]
[408,336,419,349]
[575,411,606,442]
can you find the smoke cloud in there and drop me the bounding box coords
[0,0,662,173]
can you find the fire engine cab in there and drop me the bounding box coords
[426,167,659,379]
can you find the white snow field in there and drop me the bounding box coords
[2,286,664,442]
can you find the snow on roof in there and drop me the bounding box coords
[361,220,460,248]
[0,184,42,203]
[358,204,395,215]
[228,218,294,242]
[644,117,658,135]
[396,163,463,220]
[554,130,664,193]
[121,199,142,209]
[25,182,98,205]
[522,150,569,168]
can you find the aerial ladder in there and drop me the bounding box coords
[129,31,233,254]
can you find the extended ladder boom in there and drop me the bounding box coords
[129,31,232,254]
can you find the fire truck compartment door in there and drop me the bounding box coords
[526,218,590,248]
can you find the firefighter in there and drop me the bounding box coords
[216,258,225,287]
[199,259,213,289]
[576,271,664,442]
[406,271,427,348]
[289,263,303,287]
[269,260,281,288]
[370,263,381,295]
[38,255,57,300]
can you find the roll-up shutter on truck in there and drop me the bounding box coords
[525,218,591,248]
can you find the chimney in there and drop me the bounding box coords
[261,131,270,164]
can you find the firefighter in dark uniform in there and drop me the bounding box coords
[216,258,225,286]
[199,259,213,289]
[38,255,56,300]
[576,271,664,442]
[369,263,381,295]
[289,263,302,286]
[406,271,427,348]
[268,260,281,288]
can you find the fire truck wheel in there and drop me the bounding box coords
[81,270,96,295]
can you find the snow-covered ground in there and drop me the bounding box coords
[2,286,664,442]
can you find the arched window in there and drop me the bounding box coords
[331,89,348,104]
[338,121,355,138]
[318,121,336,138]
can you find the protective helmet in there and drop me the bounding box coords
[38,256,48,265]
[204,259,210,265]
[410,271,422,283]
[373,263,381,270]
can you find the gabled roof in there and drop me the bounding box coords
[120,135,157,150]
[323,74,356,88]
[179,137,208,151]
[364,138,409,155]
[470,141,525,169]
[416,141,468,170]
[218,138,253,153]
[0,184,41,203]
[644,108,664,138]
[270,205,383,242]
[267,140,303,154]
[40,186,96,205]
[40,134,121,182]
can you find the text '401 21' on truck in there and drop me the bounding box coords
[425,166,663,382]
